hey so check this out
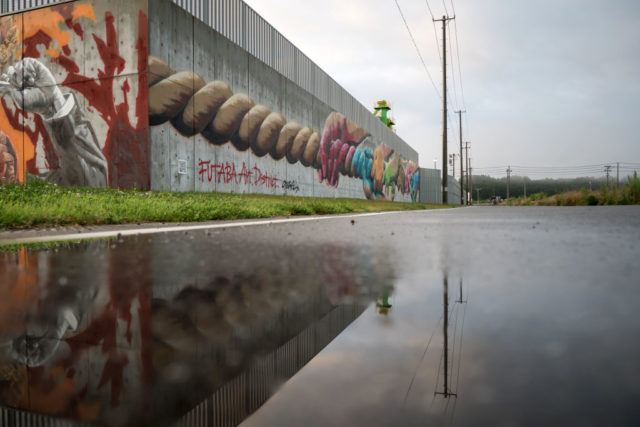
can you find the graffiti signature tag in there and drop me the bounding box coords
[198,160,280,189]
[282,180,300,192]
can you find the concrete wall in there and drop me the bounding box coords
[0,0,150,189]
[148,0,420,201]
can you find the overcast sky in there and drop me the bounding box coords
[243,0,640,178]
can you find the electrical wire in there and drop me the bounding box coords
[394,0,442,99]
[448,21,460,111]
[424,0,442,63]
[403,312,444,406]
[441,0,449,16]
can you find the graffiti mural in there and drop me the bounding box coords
[148,57,420,201]
[0,1,149,189]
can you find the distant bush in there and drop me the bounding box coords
[529,192,547,201]
[622,171,640,204]
[507,172,640,206]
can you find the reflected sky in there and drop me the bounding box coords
[242,206,640,427]
[1,206,640,426]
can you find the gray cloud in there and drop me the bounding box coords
[244,0,640,177]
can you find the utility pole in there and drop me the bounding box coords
[524,178,527,199]
[434,15,455,204]
[469,163,473,205]
[455,110,466,205]
[464,142,470,205]
[506,166,512,199]
[604,165,612,187]
[449,154,456,181]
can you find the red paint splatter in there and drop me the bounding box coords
[22,29,52,58]
[98,353,129,406]
[53,11,149,188]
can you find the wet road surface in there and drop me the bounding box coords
[1,206,639,426]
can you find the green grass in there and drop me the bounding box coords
[0,180,448,230]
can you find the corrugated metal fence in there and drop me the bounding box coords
[1,0,417,161]
[419,169,461,205]
[0,406,90,427]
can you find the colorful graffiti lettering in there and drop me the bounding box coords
[198,160,279,189]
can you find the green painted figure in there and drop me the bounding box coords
[373,100,396,130]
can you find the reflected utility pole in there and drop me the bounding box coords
[436,275,456,398]
[456,279,467,304]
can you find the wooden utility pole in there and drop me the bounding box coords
[469,163,473,204]
[464,142,470,205]
[604,165,612,187]
[455,110,465,205]
[506,166,512,199]
[434,15,454,204]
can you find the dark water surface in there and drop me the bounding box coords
[1,206,639,426]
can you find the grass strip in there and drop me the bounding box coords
[0,180,449,230]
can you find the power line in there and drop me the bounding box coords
[394,0,442,99]
[452,19,467,119]
[424,0,442,63]
[448,27,460,111]
[442,0,449,16]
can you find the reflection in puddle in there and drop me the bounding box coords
[431,275,468,420]
[0,234,396,426]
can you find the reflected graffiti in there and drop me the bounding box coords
[0,236,395,426]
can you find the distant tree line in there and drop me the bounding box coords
[470,175,612,200]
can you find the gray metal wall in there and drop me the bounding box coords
[0,0,58,13]
[419,169,461,205]
[419,168,440,204]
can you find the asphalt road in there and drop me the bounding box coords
[1,206,639,426]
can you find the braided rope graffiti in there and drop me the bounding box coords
[148,57,419,201]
